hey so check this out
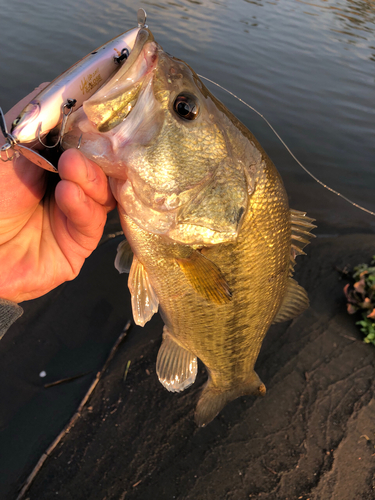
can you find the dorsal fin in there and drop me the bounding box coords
[273,277,309,323]
[156,327,197,392]
[274,209,315,324]
[175,250,232,305]
[290,209,316,267]
[128,256,159,327]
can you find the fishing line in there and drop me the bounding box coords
[198,74,375,218]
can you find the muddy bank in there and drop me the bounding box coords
[1,231,374,500]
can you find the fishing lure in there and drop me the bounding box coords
[0,9,148,172]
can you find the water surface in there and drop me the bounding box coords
[0,1,374,496]
[1,0,374,231]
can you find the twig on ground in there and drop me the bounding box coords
[263,464,277,475]
[339,333,358,342]
[123,360,131,382]
[44,371,92,388]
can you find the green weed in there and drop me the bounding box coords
[344,256,375,346]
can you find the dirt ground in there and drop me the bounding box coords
[1,224,375,499]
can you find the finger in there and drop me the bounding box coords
[58,149,116,211]
[0,145,46,222]
[54,180,108,251]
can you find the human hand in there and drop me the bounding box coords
[0,85,116,303]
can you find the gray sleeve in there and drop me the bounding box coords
[0,298,23,339]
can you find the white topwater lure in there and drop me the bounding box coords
[0,9,147,172]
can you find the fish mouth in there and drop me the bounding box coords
[83,28,158,134]
[61,29,161,181]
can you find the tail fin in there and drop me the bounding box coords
[194,372,266,427]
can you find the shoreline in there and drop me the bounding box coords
[1,215,374,499]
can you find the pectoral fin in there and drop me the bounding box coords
[128,256,159,327]
[156,327,197,392]
[176,251,232,305]
[114,239,133,274]
[273,277,309,323]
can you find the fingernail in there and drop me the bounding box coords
[83,155,97,183]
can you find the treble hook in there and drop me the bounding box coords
[38,98,77,149]
[0,108,18,161]
[0,142,17,162]
[0,106,58,172]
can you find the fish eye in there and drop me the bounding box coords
[173,95,199,120]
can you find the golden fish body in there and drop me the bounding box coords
[63,28,315,425]
[122,159,291,423]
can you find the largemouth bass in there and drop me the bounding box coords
[62,28,315,426]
